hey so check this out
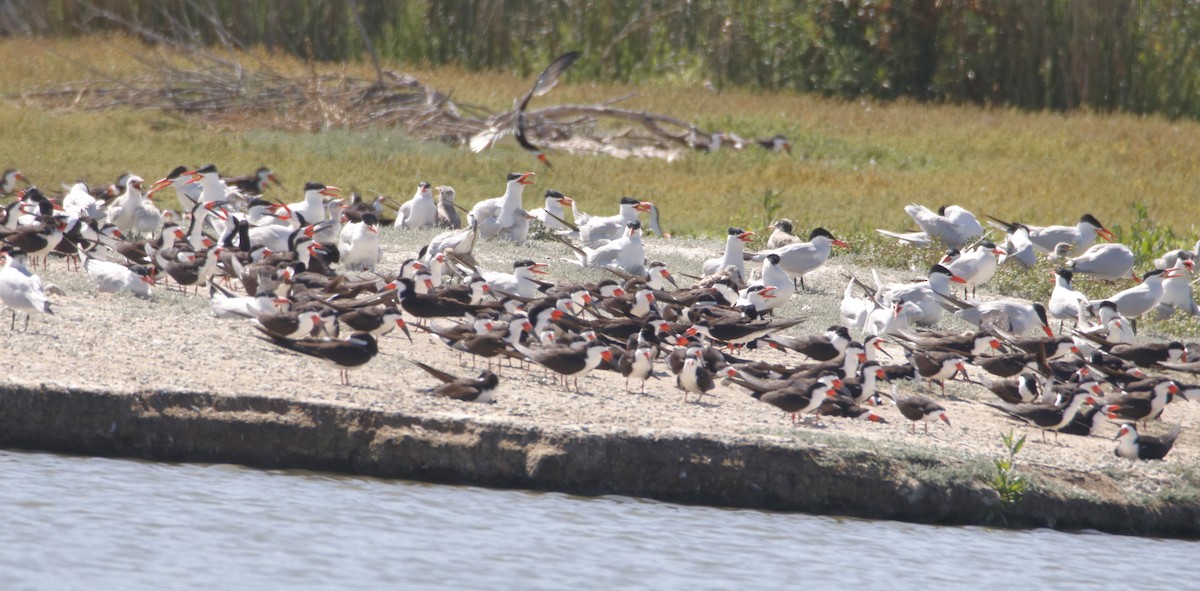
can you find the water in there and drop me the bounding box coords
[0,449,1195,590]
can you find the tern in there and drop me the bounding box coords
[338,212,382,272]
[1048,269,1089,330]
[82,251,154,299]
[1066,243,1136,281]
[1094,269,1175,326]
[433,186,462,229]
[394,181,436,229]
[765,219,801,250]
[578,196,652,248]
[529,189,574,232]
[1,169,27,195]
[0,246,53,330]
[946,241,1004,296]
[702,227,754,283]
[991,213,1115,254]
[471,172,535,240]
[469,51,580,167]
[751,227,847,290]
[877,204,983,249]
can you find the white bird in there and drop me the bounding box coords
[745,253,795,313]
[953,300,1053,337]
[1156,257,1198,318]
[1075,300,1134,343]
[496,209,537,245]
[62,182,101,219]
[480,259,549,299]
[146,166,202,212]
[425,214,478,264]
[993,213,1115,254]
[702,227,754,283]
[0,247,53,330]
[471,172,535,240]
[284,182,340,225]
[208,281,278,319]
[750,227,847,289]
[578,196,652,248]
[529,189,574,231]
[339,213,382,272]
[839,277,873,330]
[947,241,1004,296]
[1048,269,1089,330]
[104,176,159,237]
[995,223,1037,270]
[864,298,921,337]
[567,220,645,273]
[395,181,437,229]
[875,264,966,327]
[877,204,983,249]
[82,252,154,299]
[1095,269,1174,321]
[1066,243,1136,281]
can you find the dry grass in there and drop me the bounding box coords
[2,35,1200,243]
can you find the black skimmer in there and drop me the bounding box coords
[254,308,326,340]
[1103,380,1181,426]
[433,186,461,229]
[877,204,983,249]
[909,350,967,395]
[687,313,804,348]
[750,227,847,290]
[471,172,535,240]
[513,339,611,391]
[887,386,951,434]
[764,325,851,361]
[750,377,840,425]
[258,331,379,386]
[1114,423,1181,460]
[974,372,1042,405]
[985,390,1099,443]
[755,134,792,154]
[339,305,411,340]
[468,50,580,166]
[892,330,1001,358]
[0,246,53,330]
[1108,341,1186,368]
[412,361,500,403]
[395,181,436,229]
[676,350,717,403]
[618,341,657,394]
[223,166,283,196]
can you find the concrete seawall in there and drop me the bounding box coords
[1,383,1197,538]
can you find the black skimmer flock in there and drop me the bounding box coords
[2,163,1197,467]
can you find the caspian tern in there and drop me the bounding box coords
[472,172,534,240]
[744,253,795,312]
[997,223,1037,270]
[480,259,549,299]
[702,227,754,283]
[0,246,53,330]
[946,241,1004,296]
[1093,269,1175,322]
[565,220,645,274]
[1155,256,1198,318]
[952,299,1054,337]
[394,181,436,229]
[146,166,202,211]
[338,212,382,272]
[578,196,652,248]
[874,264,966,327]
[1066,243,1136,281]
[282,182,340,225]
[991,213,1115,254]
[82,251,154,299]
[530,189,573,232]
[877,204,983,249]
[61,181,101,220]
[1,169,27,196]
[104,176,160,237]
[1048,269,1089,330]
[750,227,847,290]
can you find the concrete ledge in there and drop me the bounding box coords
[1,383,1197,538]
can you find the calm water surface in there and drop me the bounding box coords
[1,449,1195,590]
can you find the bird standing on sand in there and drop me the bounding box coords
[395,181,437,229]
[258,331,379,386]
[1114,423,1181,460]
[0,246,53,330]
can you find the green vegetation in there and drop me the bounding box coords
[990,430,1029,518]
[11,1,1200,120]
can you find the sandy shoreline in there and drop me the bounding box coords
[3,227,1199,536]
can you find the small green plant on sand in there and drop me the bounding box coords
[990,429,1028,518]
